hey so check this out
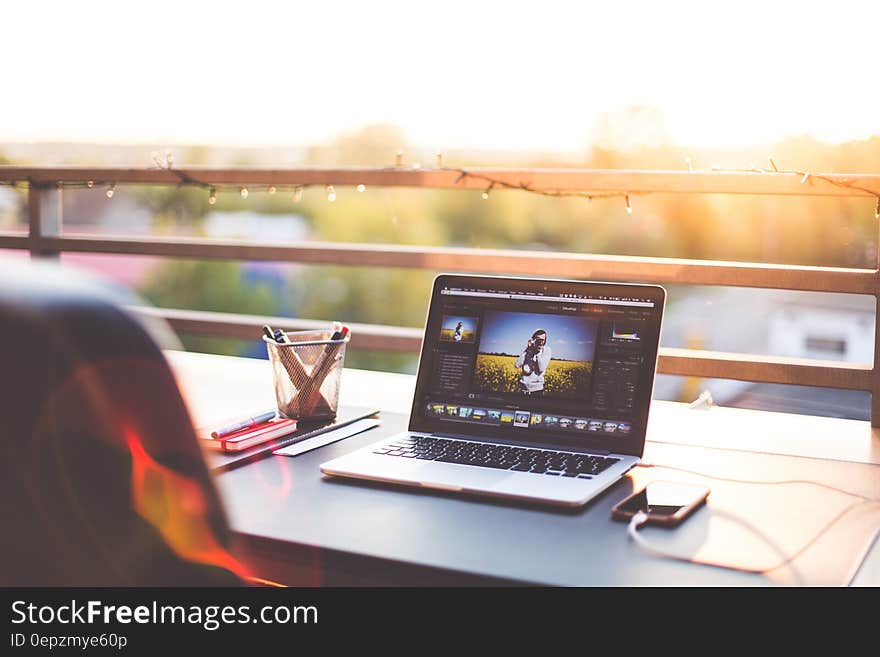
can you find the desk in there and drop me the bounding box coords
[168,350,880,586]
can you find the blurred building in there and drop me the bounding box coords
[657,287,873,419]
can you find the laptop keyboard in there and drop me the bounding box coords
[373,435,620,479]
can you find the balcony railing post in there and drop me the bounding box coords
[874,294,880,427]
[27,184,62,260]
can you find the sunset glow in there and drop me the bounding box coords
[3,0,879,151]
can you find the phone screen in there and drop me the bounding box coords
[614,481,709,519]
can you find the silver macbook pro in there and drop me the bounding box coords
[321,274,666,507]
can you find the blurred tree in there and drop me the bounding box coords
[306,123,408,166]
[132,185,214,234]
[591,105,672,154]
[139,260,278,354]
[85,119,880,370]
[290,265,434,373]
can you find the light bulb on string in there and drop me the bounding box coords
[875,197,880,220]
[106,183,116,199]
[268,186,276,194]
[208,188,217,205]
[357,184,366,192]
[87,180,94,189]
[240,187,249,199]
[293,186,303,203]
[625,195,633,215]
[481,183,494,200]
[326,185,336,202]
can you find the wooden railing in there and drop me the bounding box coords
[2,165,880,425]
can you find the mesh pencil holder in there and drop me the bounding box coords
[263,330,349,420]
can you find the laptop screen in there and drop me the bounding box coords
[408,275,666,456]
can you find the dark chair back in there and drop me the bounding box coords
[0,260,242,585]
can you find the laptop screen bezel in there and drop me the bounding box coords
[407,273,666,457]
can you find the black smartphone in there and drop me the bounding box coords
[611,481,710,526]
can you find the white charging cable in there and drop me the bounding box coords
[627,463,880,582]
[628,500,874,582]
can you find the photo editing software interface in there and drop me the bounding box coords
[418,283,661,442]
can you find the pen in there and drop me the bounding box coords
[263,324,289,344]
[211,410,278,439]
[302,324,351,415]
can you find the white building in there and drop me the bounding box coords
[656,287,873,415]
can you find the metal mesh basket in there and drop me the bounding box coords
[264,330,349,419]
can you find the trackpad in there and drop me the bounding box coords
[420,464,512,490]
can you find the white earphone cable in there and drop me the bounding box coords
[627,463,880,582]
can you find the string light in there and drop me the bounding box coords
[451,164,878,222]
[455,169,618,202]
[165,151,174,168]
[395,150,404,167]
[706,161,880,219]
[5,157,879,224]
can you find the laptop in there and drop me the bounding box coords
[321,274,666,507]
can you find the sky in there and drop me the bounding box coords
[478,311,597,362]
[441,315,478,337]
[2,1,879,152]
